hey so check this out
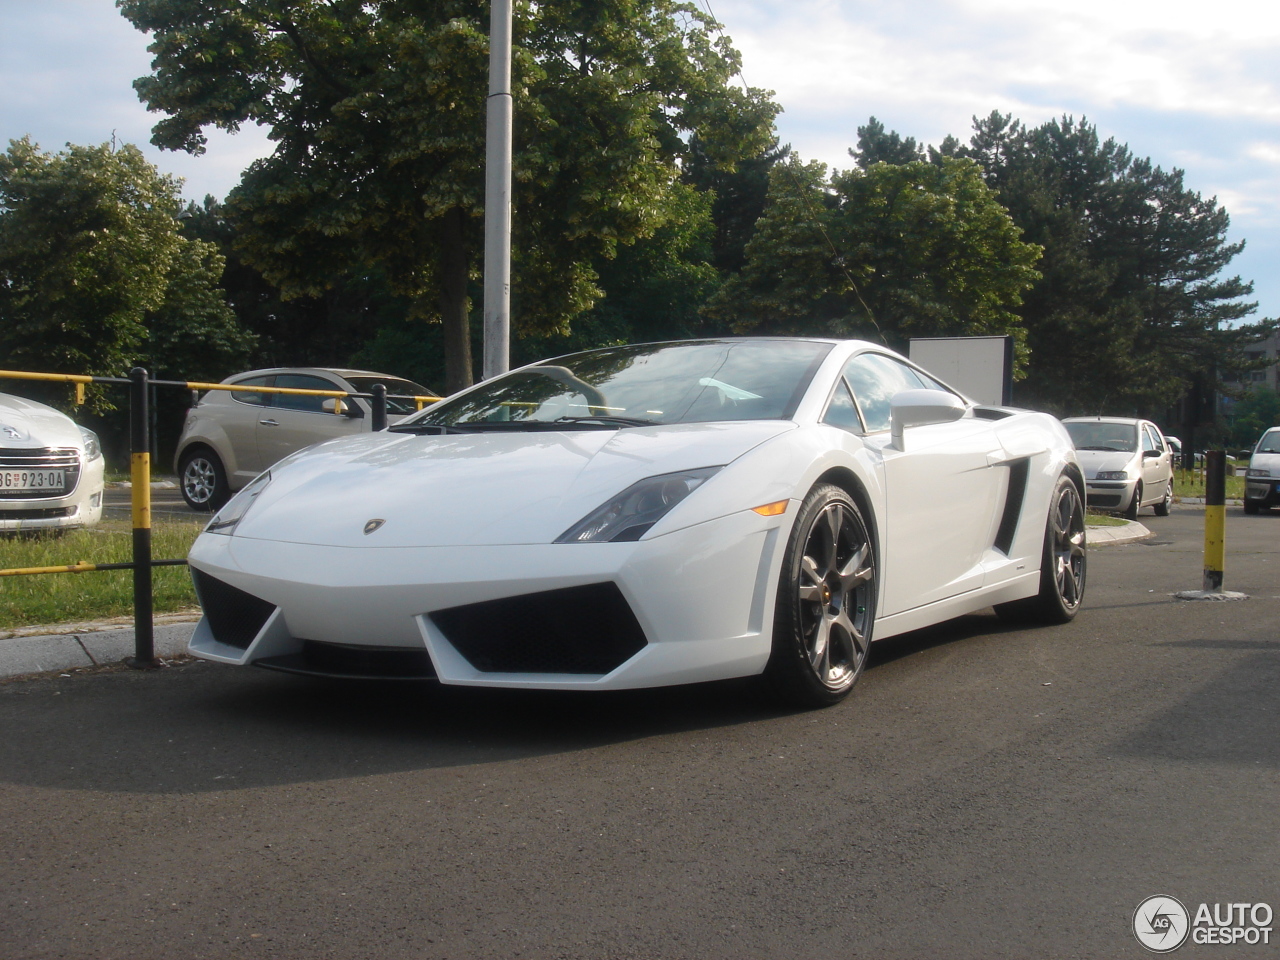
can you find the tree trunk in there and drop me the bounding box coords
[438,205,473,394]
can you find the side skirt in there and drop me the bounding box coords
[872,570,1042,641]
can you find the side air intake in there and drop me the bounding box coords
[191,568,276,650]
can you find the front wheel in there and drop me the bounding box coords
[1153,479,1173,517]
[995,474,1087,624]
[764,484,876,708]
[1122,481,1142,520]
[1243,498,1261,515]
[179,448,230,511]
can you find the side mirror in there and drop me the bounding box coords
[890,389,966,449]
[323,397,362,417]
[1142,448,1161,458]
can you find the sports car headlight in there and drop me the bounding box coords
[556,467,722,543]
[205,471,272,536]
[1247,468,1271,478]
[78,427,101,461]
[1095,470,1129,481]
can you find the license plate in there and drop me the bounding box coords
[0,469,66,493]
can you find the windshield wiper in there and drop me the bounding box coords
[555,415,659,427]
[1077,445,1128,451]
[387,423,463,435]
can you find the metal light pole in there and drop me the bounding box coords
[482,0,513,380]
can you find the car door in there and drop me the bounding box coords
[1140,424,1170,502]
[222,375,274,483]
[844,352,1005,616]
[255,373,366,469]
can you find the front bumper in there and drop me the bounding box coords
[1083,478,1137,511]
[186,506,788,690]
[1245,478,1280,507]
[0,457,105,532]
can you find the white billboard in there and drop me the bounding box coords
[909,336,1013,406]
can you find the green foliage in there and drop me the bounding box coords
[120,0,780,392]
[958,113,1274,415]
[851,117,924,168]
[1226,388,1280,449]
[706,155,1041,365]
[0,139,252,410]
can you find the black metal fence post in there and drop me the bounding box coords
[128,367,157,668]
[1203,450,1226,594]
[372,383,388,432]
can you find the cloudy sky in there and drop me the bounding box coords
[2,0,1277,319]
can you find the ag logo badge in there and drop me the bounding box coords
[1133,895,1190,953]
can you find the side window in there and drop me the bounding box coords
[822,379,864,433]
[1142,426,1160,453]
[274,374,341,414]
[230,375,274,407]
[842,353,928,433]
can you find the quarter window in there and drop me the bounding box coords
[229,376,274,407]
[822,380,863,432]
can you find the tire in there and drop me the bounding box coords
[1243,498,1261,515]
[995,474,1087,625]
[764,484,876,708]
[179,447,230,511]
[1153,479,1172,517]
[1122,481,1142,521]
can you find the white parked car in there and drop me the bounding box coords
[1243,427,1280,514]
[174,367,434,510]
[185,339,1087,709]
[1062,416,1174,519]
[0,393,104,532]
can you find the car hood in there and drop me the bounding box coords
[1250,452,1280,475]
[1074,449,1138,478]
[0,394,83,449]
[228,420,796,547]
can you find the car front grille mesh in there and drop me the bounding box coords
[0,447,81,500]
[431,582,648,675]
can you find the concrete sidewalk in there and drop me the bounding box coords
[1085,519,1151,546]
[0,616,198,679]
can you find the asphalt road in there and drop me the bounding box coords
[104,484,202,518]
[2,503,1278,959]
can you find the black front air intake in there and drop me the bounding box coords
[430,582,648,674]
[191,568,276,650]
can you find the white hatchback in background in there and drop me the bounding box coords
[1243,427,1280,514]
[175,367,436,510]
[1062,416,1175,519]
[0,393,105,532]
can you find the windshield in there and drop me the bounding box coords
[1257,430,1280,455]
[401,340,833,430]
[344,377,435,416]
[1064,421,1139,452]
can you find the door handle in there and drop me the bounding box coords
[259,419,279,426]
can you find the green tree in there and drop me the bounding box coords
[958,113,1274,416]
[706,155,1041,365]
[120,0,779,393]
[1226,387,1280,449]
[851,116,924,168]
[0,138,251,409]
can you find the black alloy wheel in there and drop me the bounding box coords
[766,484,876,708]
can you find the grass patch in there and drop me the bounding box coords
[1086,512,1129,527]
[0,519,202,630]
[1173,468,1246,500]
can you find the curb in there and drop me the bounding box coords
[1086,520,1152,546]
[0,616,200,680]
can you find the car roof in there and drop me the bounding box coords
[222,367,412,383]
[1061,416,1150,425]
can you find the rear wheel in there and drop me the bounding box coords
[179,447,230,511]
[995,474,1086,624]
[1153,479,1172,517]
[764,484,876,708]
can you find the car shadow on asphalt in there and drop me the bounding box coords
[0,614,1018,796]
